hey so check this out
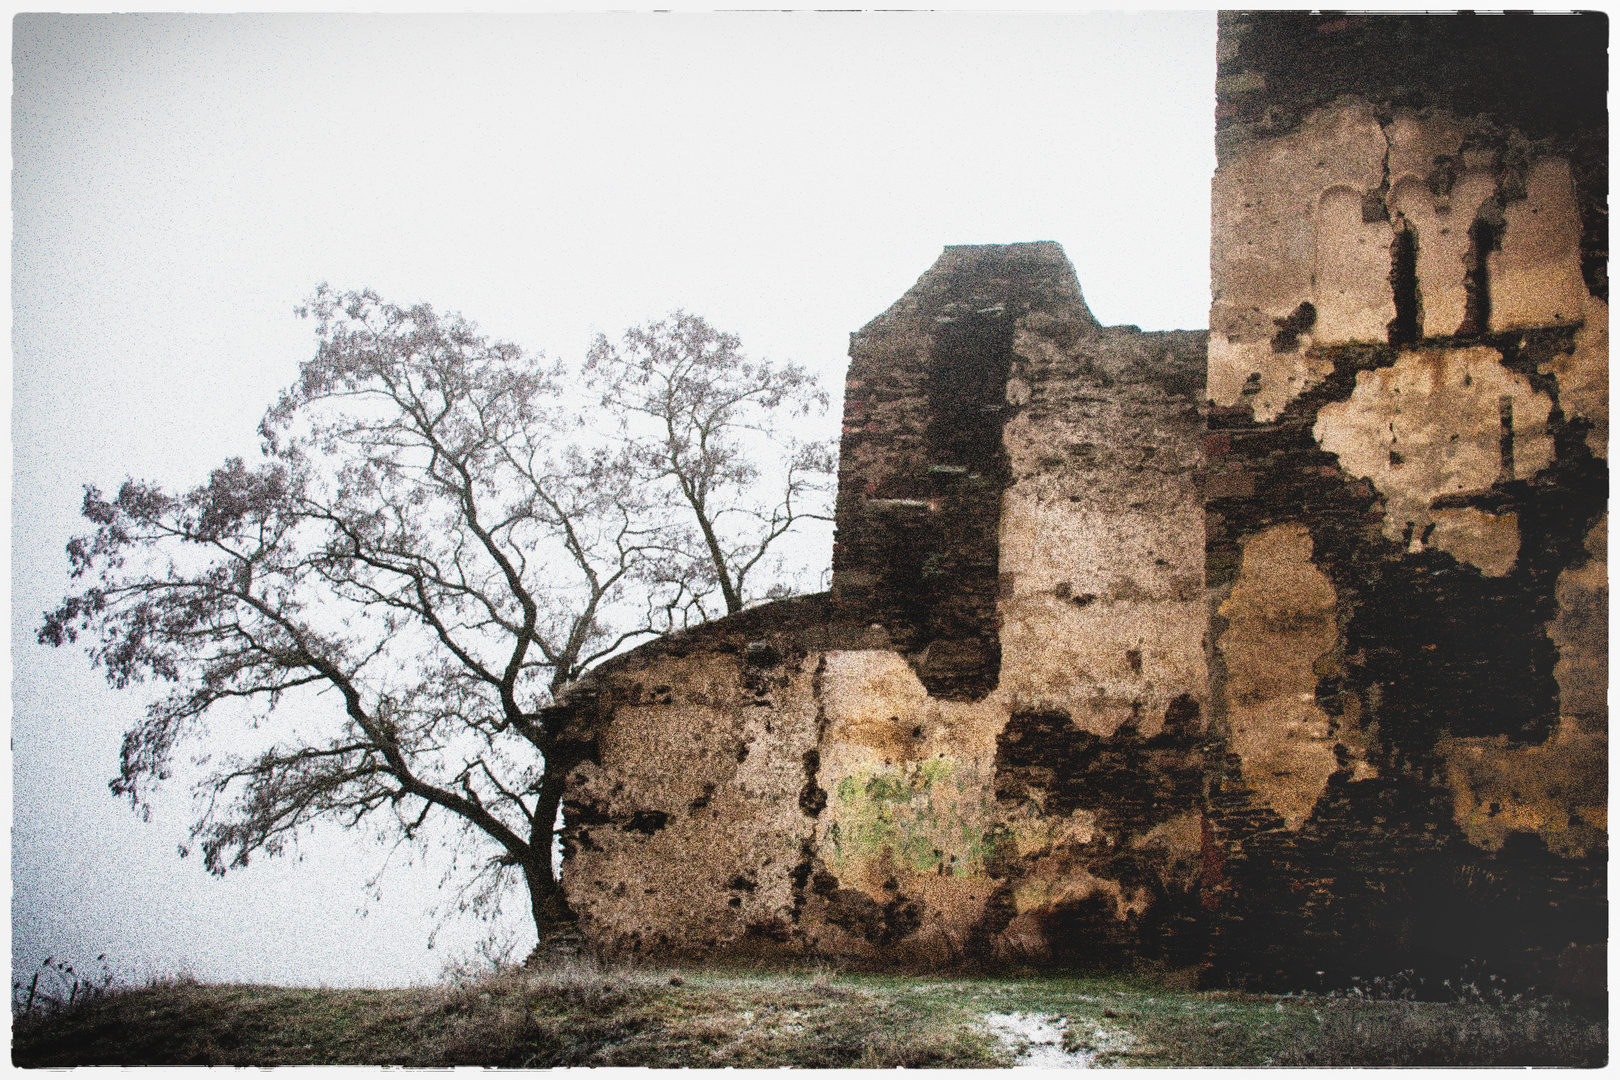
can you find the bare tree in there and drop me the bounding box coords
[40,288,676,940]
[586,311,835,618]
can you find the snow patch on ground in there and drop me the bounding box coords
[984,1012,1094,1068]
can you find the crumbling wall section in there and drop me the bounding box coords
[558,13,1607,986]
[559,596,872,959]
[560,244,1211,968]
[832,242,1097,700]
[1204,11,1607,993]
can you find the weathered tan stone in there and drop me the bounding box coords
[559,244,1210,964]
[1550,514,1608,733]
[1212,101,1389,326]
[1217,524,1339,830]
[1440,717,1607,857]
[563,649,825,955]
[1313,345,1554,573]
[1545,293,1608,458]
[1209,107,1596,424]
[1209,101,1389,419]
[1207,334,1336,423]
[1491,158,1587,330]
[1136,811,1202,859]
[998,596,1208,740]
[1314,185,1397,344]
[1013,864,1146,922]
[819,650,931,760]
[1384,108,1467,191]
[1426,508,1520,578]
[1387,171,1495,338]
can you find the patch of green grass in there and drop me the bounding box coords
[11,962,1606,1068]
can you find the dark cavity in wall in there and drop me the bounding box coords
[1458,211,1500,336]
[1388,224,1421,345]
[1343,550,1559,755]
[914,310,1014,700]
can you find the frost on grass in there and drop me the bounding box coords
[986,1011,1121,1068]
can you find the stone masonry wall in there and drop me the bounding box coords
[559,244,1212,966]
[553,14,1606,993]
[1203,11,1607,993]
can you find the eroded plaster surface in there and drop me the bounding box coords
[1314,185,1396,344]
[563,649,823,954]
[1545,294,1608,458]
[1313,346,1552,574]
[558,244,1210,967]
[1209,101,1388,420]
[1203,10,1606,994]
[996,327,1206,737]
[1440,717,1607,857]
[1210,98,1600,424]
[1492,158,1588,330]
[1216,524,1339,830]
[1388,171,1496,338]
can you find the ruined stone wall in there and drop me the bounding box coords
[554,14,1606,991]
[1203,11,1607,992]
[559,243,1212,966]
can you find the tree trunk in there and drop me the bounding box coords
[526,861,573,938]
[524,764,577,943]
[696,514,742,614]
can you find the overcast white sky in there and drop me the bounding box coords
[12,11,1217,988]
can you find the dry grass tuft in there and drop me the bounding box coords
[11,959,1604,1068]
[1272,998,1607,1068]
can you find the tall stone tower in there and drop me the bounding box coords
[1202,11,1607,991]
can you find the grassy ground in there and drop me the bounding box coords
[12,962,1607,1068]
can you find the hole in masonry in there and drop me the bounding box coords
[1271,301,1317,353]
[1458,209,1501,336]
[1388,222,1421,346]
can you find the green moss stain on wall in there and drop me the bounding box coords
[826,757,994,878]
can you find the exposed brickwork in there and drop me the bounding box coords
[832,242,1096,699]
[1205,12,1607,994]
[558,244,1210,969]
[550,14,1606,997]
[988,701,1211,968]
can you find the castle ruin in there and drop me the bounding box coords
[551,12,1607,993]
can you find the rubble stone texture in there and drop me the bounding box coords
[1204,11,1606,993]
[554,12,1606,995]
[560,243,1211,967]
